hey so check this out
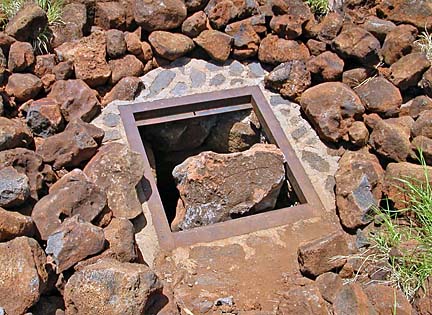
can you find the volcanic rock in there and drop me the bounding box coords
[399,96,432,119]
[342,68,370,88]
[149,31,195,61]
[182,11,208,38]
[412,109,432,139]
[381,24,417,65]
[0,166,30,208]
[46,215,105,272]
[364,284,412,315]
[377,0,432,29]
[5,73,42,102]
[185,0,209,12]
[335,149,384,229]
[332,26,380,66]
[389,53,430,90]
[0,117,33,151]
[384,162,432,209]
[8,41,35,72]
[258,34,310,65]
[103,218,137,262]
[64,258,162,315]
[277,285,328,314]
[52,60,74,80]
[354,77,402,117]
[109,54,143,84]
[333,283,375,314]
[94,1,126,30]
[205,0,240,29]
[102,76,144,106]
[315,272,344,304]
[412,136,432,164]
[362,16,396,42]
[0,237,48,315]
[421,68,432,97]
[26,98,64,137]
[307,12,343,44]
[300,82,364,142]
[106,29,127,59]
[171,144,285,231]
[36,119,104,170]
[34,54,56,78]
[0,207,34,241]
[265,60,311,100]
[306,39,327,56]
[48,79,101,122]
[5,3,48,42]
[306,51,344,82]
[84,143,145,219]
[51,3,88,48]
[134,0,187,31]
[194,30,233,62]
[0,148,44,200]
[369,116,413,162]
[32,169,107,240]
[225,19,261,59]
[348,121,369,147]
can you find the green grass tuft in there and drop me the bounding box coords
[305,0,330,15]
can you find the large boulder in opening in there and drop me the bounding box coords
[171,143,285,231]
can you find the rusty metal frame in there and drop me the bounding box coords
[119,86,324,250]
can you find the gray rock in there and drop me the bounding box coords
[171,82,188,96]
[0,166,30,208]
[149,70,176,95]
[209,73,226,86]
[103,112,120,128]
[248,62,264,77]
[229,60,244,76]
[190,67,206,88]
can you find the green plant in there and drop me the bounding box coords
[415,29,432,62]
[305,0,330,15]
[0,0,64,53]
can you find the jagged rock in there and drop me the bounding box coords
[412,109,432,139]
[348,121,369,147]
[306,51,344,82]
[5,73,42,102]
[298,230,350,277]
[73,31,111,88]
[194,30,233,62]
[0,237,48,315]
[103,218,137,262]
[389,53,430,91]
[84,143,145,219]
[52,60,74,80]
[354,77,402,117]
[342,68,370,88]
[276,285,328,314]
[46,215,105,272]
[335,149,384,229]
[26,98,65,138]
[421,67,432,97]
[412,136,432,164]
[171,144,285,231]
[300,82,364,142]
[0,117,33,151]
[362,16,396,42]
[36,119,104,170]
[414,276,432,315]
[369,116,413,162]
[399,95,432,119]
[0,166,30,208]
[205,0,239,29]
[332,26,380,66]
[8,41,35,72]
[102,76,144,106]
[0,207,34,241]
[381,24,417,65]
[94,1,126,30]
[333,283,376,315]
[48,79,101,122]
[133,0,187,31]
[149,31,195,61]
[306,39,326,56]
[109,54,143,84]
[185,0,209,12]
[64,258,162,314]
[0,148,44,200]
[258,34,310,65]
[51,3,87,48]
[305,12,343,43]
[264,60,311,100]
[364,284,412,315]
[5,3,48,42]
[377,0,432,29]
[32,169,107,240]
[106,29,127,59]
[269,0,312,39]
[182,11,208,38]
[383,162,432,209]
[315,272,344,304]
[34,54,56,78]
[205,110,260,153]
[225,19,261,59]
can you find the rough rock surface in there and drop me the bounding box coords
[276,285,329,314]
[149,31,195,61]
[306,51,344,82]
[106,29,127,58]
[298,230,350,277]
[400,95,432,118]
[5,3,48,42]
[0,237,48,315]
[182,11,208,38]
[84,143,145,219]
[171,144,285,231]
[32,169,107,240]
[133,0,187,31]
[26,98,65,137]
[0,117,33,151]
[8,41,35,72]
[333,283,376,314]
[389,53,430,90]
[0,207,34,241]
[102,76,144,106]
[377,0,432,29]
[194,30,233,62]
[335,149,384,229]
[300,82,364,142]
[381,24,417,65]
[364,284,412,315]
[258,34,310,65]
[103,217,137,262]
[5,73,42,102]
[315,272,344,304]
[412,109,432,139]
[0,166,30,208]
[108,54,144,84]
[46,215,105,272]
[64,258,163,315]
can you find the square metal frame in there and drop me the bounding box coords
[119,86,324,250]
